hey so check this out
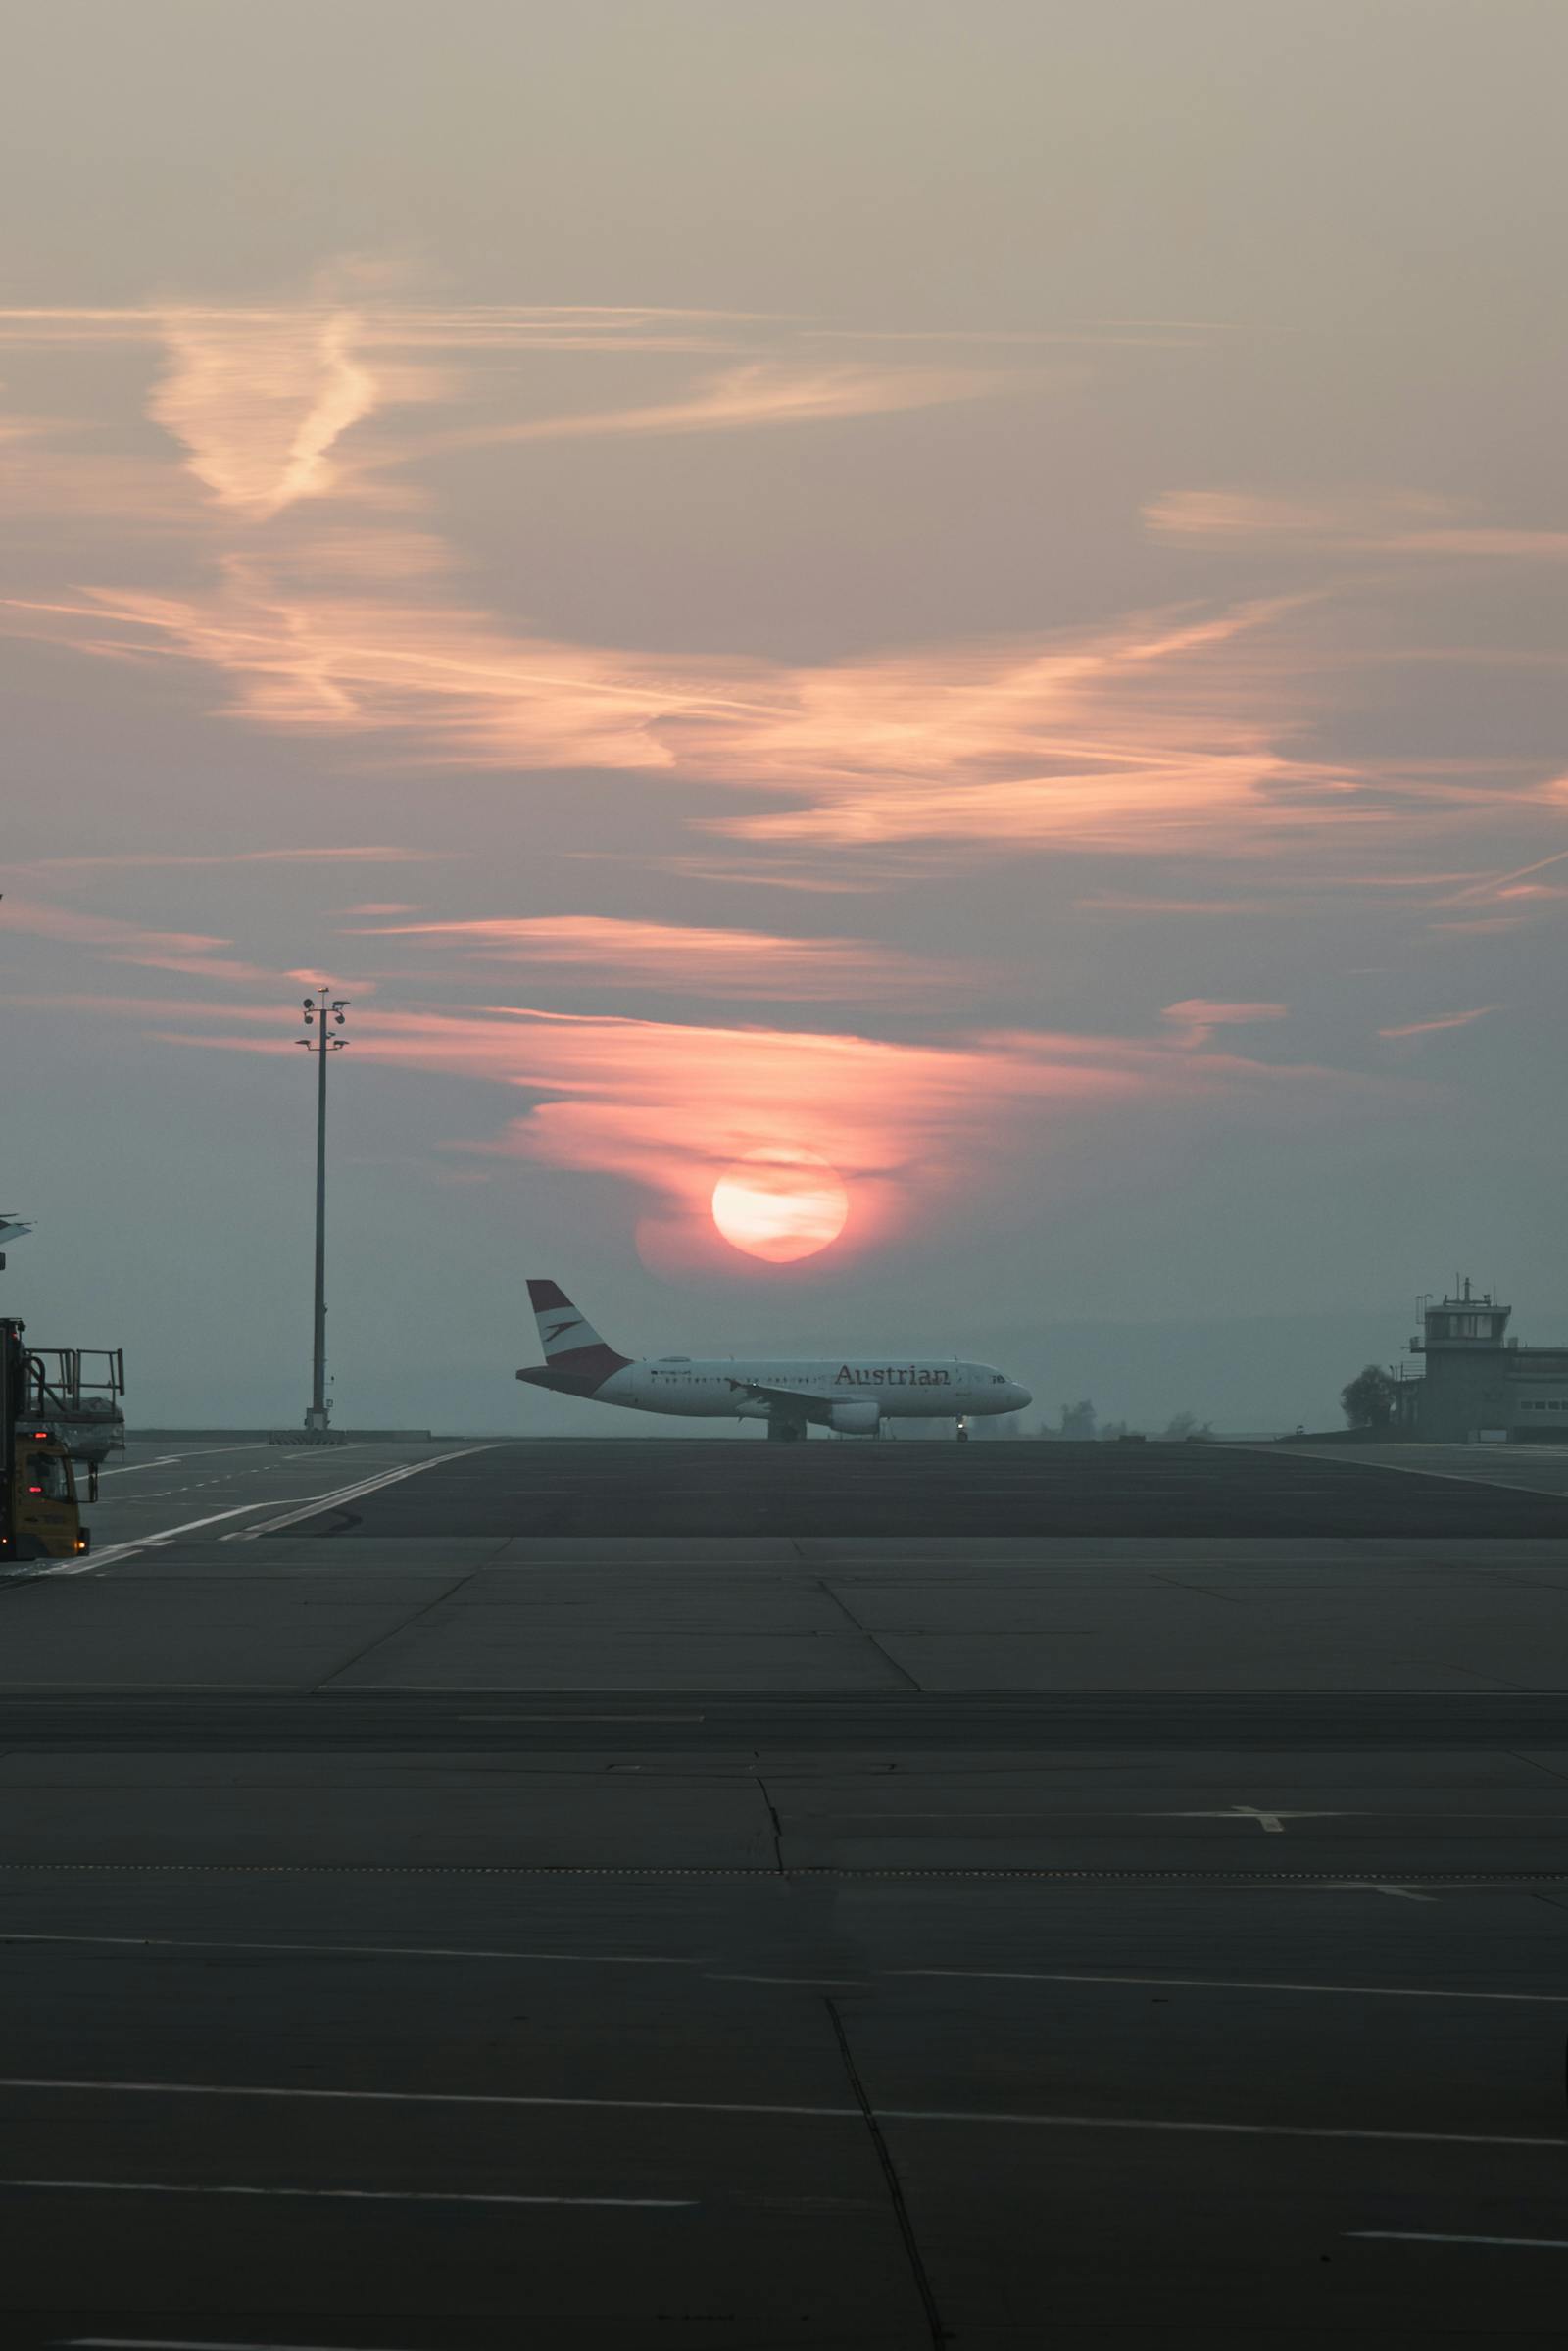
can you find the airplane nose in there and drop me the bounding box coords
[1012,1384,1032,1410]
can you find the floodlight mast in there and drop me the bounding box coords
[297,987,349,1433]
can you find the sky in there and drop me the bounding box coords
[3,0,1566,1433]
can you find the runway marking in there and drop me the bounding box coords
[1162,1805,1343,1833]
[1348,2230,1568,2250]
[48,1502,312,1574]
[64,2338,428,2350]
[707,1974,869,1987]
[2,2176,692,2209]
[459,1712,707,1723]
[4,2077,1565,2152]
[9,1939,1556,2003]
[225,1445,496,1538]
[1276,1445,1568,1504]
[0,1930,702,1966]
[96,1445,277,1474]
[57,1449,494,1576]
[898,1967,1568,2005]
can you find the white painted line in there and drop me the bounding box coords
[65,2338,424,2350]
[882,2110,1568,2149]
[0,2074,852,2121]
[2,2077,1563,2151]
[98,1445,277,1474]
[1348,2230,1568,2250]
[706,1974,868,1987]
[1160,1806,1344,1832]
[897,1967,1568,2006]
[459,1713,707,1723]
[1269,1444,1568,1502]
[227,1445,495,1538]
[49,1502,303,1576]
[0,1930,701,1967]
[3,2176,692,2209]
[62,1445,494,1575]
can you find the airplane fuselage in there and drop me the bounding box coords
[521,1351,1029,1428]
[607,1356,1020,1420]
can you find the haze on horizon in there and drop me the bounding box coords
[3,0,1565,1434]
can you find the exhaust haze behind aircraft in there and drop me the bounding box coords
[516,1278,1031,1440]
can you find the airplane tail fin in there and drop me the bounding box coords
[521,1278,630,1388]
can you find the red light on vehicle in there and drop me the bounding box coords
[27,1485,42,1495]
[31,1430,48,1441]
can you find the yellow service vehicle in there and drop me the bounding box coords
[1,1319,121,1564]
[5,1422,88,1560]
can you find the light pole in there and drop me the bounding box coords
[297,987,349,1433]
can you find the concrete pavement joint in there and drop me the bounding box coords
[2,1861,1567,1881]
[4,2076,1566,2153]
[825,1996,950,2346]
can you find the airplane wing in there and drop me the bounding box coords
[726,1376,837,1411]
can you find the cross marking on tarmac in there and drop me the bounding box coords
[1159,1804,1346,1834]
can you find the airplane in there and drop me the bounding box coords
[516,1278,1032,1441]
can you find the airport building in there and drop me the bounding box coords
[1394,1280,1568,1442]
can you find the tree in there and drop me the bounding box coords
[1341,1364,1396,1430]
[1162,1411,1215,1441]
[1058,1399,1098,1441]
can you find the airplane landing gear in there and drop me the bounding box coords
[767,1414,808,1442]
[956,1416,970,1443]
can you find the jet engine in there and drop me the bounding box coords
[829,1398,880,1436]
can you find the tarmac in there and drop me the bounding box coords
[4,1436,1568,2346]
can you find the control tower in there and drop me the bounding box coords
[1402,1278,1568,1442]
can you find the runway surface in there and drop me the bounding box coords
[3,1435,1567,2344]
[279,1436,1568,1538]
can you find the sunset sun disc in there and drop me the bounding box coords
[710,1149,849,1263]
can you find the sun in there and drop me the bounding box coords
[710,1148,850,1263]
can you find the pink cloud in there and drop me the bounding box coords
[414,359,1003,458]
[349,913,943,1000]
[13,846,447,873]
[1160,999,1290,1048]
[43,995,1371,1264]
[0,894,274,982]
[148,310,391,518]
[1377,1007,1499,1038]
[1146,488,1568,562]
[10,571,1364,866]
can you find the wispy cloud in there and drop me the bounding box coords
[1428,845,1568,909]
[11,846,449,874]
[12,991,1373,1260]
[415,359,1003,457]
[17,296,1004,528]
[347,913,943,1000]
[1160,999,1290,1047]
[1147,489,1568,562]
[1076,895,1269,916]
[9,572,1365,864]
[1378,1006,1499,1039]
[148,309,394,518]
[0,894,274,983]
